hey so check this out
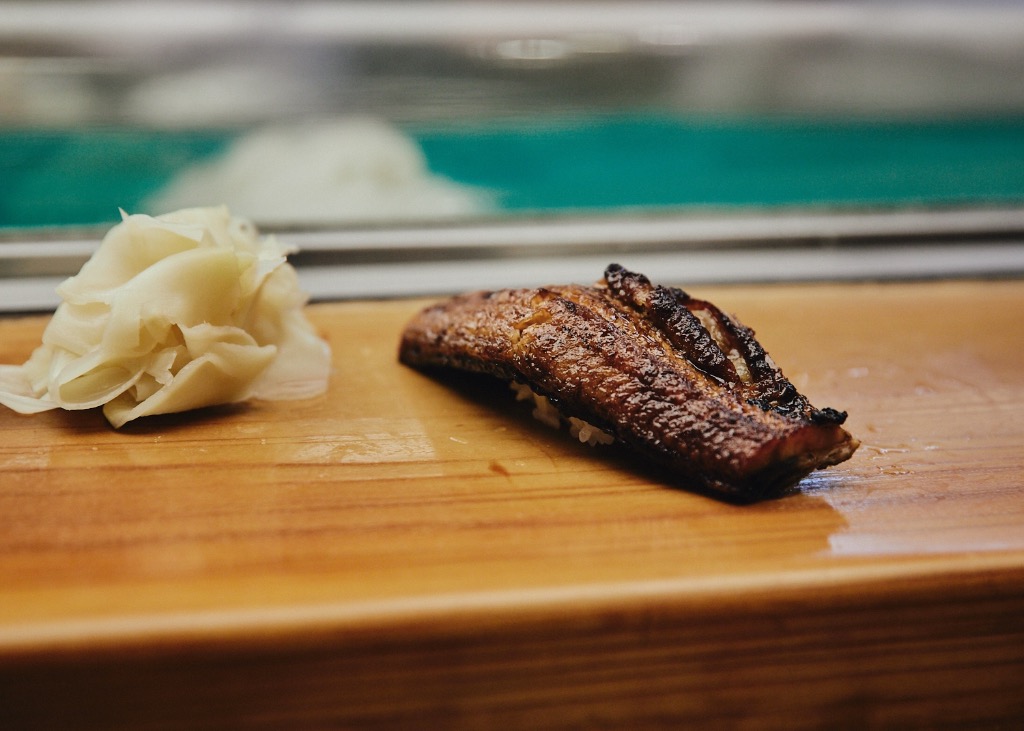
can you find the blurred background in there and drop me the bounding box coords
[3,1,1024,308]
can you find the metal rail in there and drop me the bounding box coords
[4,207,1024,313]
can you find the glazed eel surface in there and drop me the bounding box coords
[399,264,858,501]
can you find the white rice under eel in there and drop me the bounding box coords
[510,382,615,446]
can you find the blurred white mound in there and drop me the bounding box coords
[147,118,492,226]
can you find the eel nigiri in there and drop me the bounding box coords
[399,264,858,502]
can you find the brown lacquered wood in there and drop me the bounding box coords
[1,279,1023,729]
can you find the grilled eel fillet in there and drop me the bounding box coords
[399,264,858,501]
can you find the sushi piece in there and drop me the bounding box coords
[399,264,858,501]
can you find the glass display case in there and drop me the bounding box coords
[3,1,1024,309]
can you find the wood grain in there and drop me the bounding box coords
[1,278,1023,729]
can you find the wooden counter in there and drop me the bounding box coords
[1,279,1022,729]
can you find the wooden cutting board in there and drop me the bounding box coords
[1,278,1022,729]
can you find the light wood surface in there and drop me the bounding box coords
[1,278,1023,729]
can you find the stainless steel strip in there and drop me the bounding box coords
[294,241,1024,303]
[4,238,1024,314]
[281,208,1024,253]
